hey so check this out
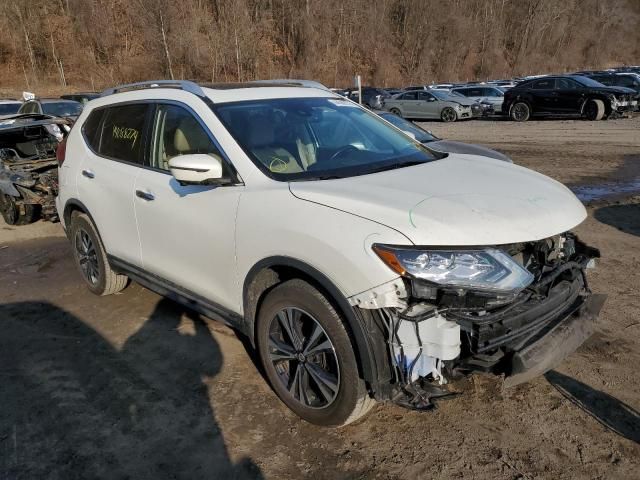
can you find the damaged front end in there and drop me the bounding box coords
[0,115,67,223]
[351,233,604,410]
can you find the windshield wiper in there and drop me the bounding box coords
[366,160,427,174]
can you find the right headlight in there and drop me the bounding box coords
[372,245,534,293]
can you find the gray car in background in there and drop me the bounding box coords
[382,90,480,121]
[375,111,513,162]
[451,85,505,113]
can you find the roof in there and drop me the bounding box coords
[98,79,338,104]
[201,84,337,103]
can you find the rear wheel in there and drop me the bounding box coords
[256,279,375,426]
[69,213,128,296]
[510,102,530,122]
[389,108,403,117]
[441,107,457,122]
[0,193,37,225]
[584,99,605,120]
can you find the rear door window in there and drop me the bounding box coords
[532,79,554,90]
[402,92,417,100]
[97,104,149,164]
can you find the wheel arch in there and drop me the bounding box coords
[509,97,533,116]
[243,256,381,388]
[581,95,612,116]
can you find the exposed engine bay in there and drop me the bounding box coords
[0,115,68,224]
[352,233,604,410]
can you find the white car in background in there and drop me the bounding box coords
[451,85,505,113]
[56,80,603,426]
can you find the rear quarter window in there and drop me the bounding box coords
[82,108,105,151]
[96,104,149,164]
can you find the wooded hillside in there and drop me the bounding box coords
[1,0,639,93]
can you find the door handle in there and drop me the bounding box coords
[82,169,95,179]
[135,189,155,201]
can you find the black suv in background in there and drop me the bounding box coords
[502,75,637,121]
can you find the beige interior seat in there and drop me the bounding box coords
[246,115,302,174]
[174,116,212,155]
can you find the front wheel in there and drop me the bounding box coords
[584,99,605,121]
[256,279,375,426]
[389,108,403,117]
[510,102,530,122]
[441,107,457,122]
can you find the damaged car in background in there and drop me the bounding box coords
[0,114,68,225]
[58,81,604,427]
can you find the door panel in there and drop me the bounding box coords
[77,103,151,265]
[417,92,438,118]
[77,155,142,264]
[134,171,241,310]
[134,103,242,311]
[530,78,557,112]
[555,78,585,113]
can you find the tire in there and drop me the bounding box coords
[441,107,457,122]
[69,212,128,296]
[584,99,605,121]
[256,279,375,426]
[389,108,403,117]
[510,101,530,122]
[0,193,37,225]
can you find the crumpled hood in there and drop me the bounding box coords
[289,154,587,246]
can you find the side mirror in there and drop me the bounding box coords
[169,154,225,186]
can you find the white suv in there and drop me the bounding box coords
[56,80,604,426]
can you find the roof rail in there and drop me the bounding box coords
[252,79,331,91]
[101,80,206,98]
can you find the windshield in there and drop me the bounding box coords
[573,76,607,88]
[214,97,440,181]
[42,101,83,117]
[379,113,438,143]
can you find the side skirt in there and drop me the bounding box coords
[108,255,245,332]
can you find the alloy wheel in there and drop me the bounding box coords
[441,108,457,122]
[74,228,100,285]
[267,307,340,409]
[512,103,529,121]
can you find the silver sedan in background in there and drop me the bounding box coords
[375,111,513,162]
[382,90,480,122]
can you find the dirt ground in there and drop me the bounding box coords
[1,117,639,480]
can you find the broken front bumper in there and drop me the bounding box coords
[504,293,605,387]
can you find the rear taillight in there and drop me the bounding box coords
[56,137,67,166]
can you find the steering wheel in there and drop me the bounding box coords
[329,145,360,164]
